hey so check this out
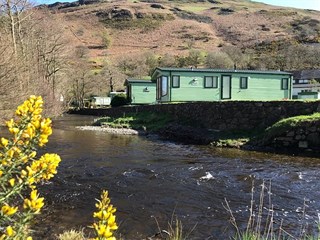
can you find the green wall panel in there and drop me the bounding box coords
[130,83,156,104]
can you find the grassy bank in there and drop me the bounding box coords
[230,112,320,149]
[263,112,320,139]
[93,112,173,132]
[210,129,264,148]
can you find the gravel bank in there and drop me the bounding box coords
[76,126,144,135]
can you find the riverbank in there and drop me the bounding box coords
[78,117,253,149]
[81,112,320,156]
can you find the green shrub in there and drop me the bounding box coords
[110,94,128,107]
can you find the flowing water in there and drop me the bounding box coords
[19,115,320,239]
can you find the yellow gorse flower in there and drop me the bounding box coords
[9,178,15,187]
[15,95,43,117]
[1,204,18,216]
[0,137,9,148]
[6,226,15,237]
[93,223,116,240]
[92,190,118,240]
[23,189,44,214]
[38,118,52,147]
[30,153,61,182]
[8,96,53,147]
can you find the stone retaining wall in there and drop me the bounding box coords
[263,121,320,151]
[71,101,320,131]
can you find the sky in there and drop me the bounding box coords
[34,0,320,10]
[252,0,320,11]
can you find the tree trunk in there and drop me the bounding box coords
[5,0,17,55]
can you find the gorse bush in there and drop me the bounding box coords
[0,96,60,239]
[0,96,118,240]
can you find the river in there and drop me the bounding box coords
[23,115,320,239]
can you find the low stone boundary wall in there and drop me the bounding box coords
[70,101,320,131]
[262,121,320,151]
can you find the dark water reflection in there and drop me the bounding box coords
[24,115,320,239]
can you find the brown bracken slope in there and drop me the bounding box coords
[40,0,320,65]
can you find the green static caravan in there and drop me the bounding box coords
[151,67,293,102]
[125,79,156,104]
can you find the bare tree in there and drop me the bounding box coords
[282,44,320,70]
[117,54,148,78]
[68,65,93,109]
[0,4,69,116]
[101,62,127,94]
[205,51,234,69]
[1,0,33,55]
[186,49,205,68]
[159,53,176,67]
[223,46,251,69]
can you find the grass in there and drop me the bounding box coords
[88,56,105,66]
[152,210,197,240]
[179,5,211,13]
[210,129,265,148]
[153,217,185,240]
[57,229,85,240]
[93,111,173,132]
[214,138,250,148]
[263,112,320,140]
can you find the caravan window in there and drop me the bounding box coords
[161,76,168,96]
[204,76,218,88]
[281,78,289,90]
[172,75,180,88]
[240,77,248,89]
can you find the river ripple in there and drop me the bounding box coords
[9,115,319,239]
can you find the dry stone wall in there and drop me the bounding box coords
[262,121,320,151]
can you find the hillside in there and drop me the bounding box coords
[1,0,320,119]
[42,0,320,64]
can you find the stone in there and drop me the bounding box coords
[283,141,290,146]
[286,131,294,137]
[298,141,308,148]
[150,4,165,9]
[296,129,305,134]
[307,133,320,146]
[309,126,317,132]
[275,137,293,142]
